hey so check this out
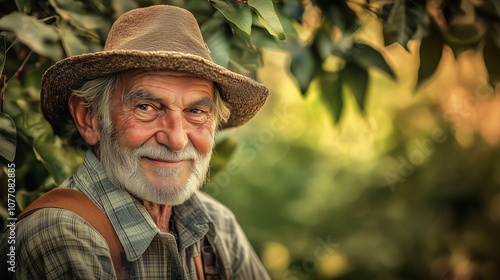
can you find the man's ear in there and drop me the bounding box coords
[68,95,101,146]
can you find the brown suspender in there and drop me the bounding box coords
[200,237,221,280]
[15,188,220,280]
[194,237,220,280]
[16,189,133,279]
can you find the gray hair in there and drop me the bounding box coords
[71,73,117,130]
[69,72,231,143]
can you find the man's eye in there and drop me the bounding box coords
[137,104,155,111]
[189,108,206,114]
[186,108,209,124]
[133,103,159,121]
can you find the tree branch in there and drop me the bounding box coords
[0,49,34,112]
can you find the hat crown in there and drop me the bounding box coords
[104,5,212,61]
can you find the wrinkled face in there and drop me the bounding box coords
[99,69,215,205]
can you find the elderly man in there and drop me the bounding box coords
[0,5,270,280]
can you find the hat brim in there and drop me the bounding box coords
[41,50,269,135]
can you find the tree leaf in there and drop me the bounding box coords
[289,39,320,94]
[0,35,5,76]
[248,0,286,40]
[484,23,500,86]
[417,21,444,89]
[209,0,252,36]
[14,112,72,184]
[59,20,89,56]
[201,18,230,67]
[313,29,334,61]
[382,0,427,49]
[342,62,368,111]
[0,113,17,162]
[276,5,297,36]
[227,55,257,78]
[348,43,395,79]
[250,27,282,49]
[312,0,358,32]
[319,71,343,123]
[0,12,62,61]
[228,30,258,77]
[49,0,110,38]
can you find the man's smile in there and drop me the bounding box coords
[143,157,188,167]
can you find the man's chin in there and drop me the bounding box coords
[122,181,198,206]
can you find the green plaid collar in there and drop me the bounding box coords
[67,150,215,262]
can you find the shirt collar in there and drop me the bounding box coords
[71,150,215,261]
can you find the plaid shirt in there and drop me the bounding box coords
[1,151,270,279]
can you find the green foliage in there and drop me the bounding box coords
[248,0,286,40]
[0,113,16,162]
[0,12,62,61]
[381,0,428,49]
[342,62,368,110]
[289,38,319,94]
[49,0,111,38]
[201,17,230,67]
[0,35,5,75]
[483,23,500,86]
[210,0,252,35]
[318,71,343,123]
[417,20,444,89]
[346,43,395,79]
[14,112,75,184]
[312,0,357,32]
[287,0,500,112]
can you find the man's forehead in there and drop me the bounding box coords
[113,69,216,101]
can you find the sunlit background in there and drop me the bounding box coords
[209,16,500,280]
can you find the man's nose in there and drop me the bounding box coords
[155,112,188,152]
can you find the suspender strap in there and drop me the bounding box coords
[16,188,133,279]
[194,255,205,280]
[201,236,221,280]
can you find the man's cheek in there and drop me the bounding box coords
[191,132,214,155]
[118,122,153,147]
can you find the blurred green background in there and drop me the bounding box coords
[226,46,500,280]
[2,0,500,279]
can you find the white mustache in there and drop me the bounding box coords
[131,143,200,162]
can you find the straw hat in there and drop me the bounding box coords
[40,5,269,135]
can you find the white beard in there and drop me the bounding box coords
[99,123,213,205]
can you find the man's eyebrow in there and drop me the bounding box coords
[188,97,215,110]
[124,90,163,103]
